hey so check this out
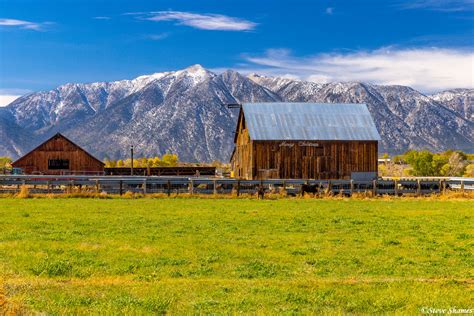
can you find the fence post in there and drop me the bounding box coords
[167,180,171,196]
[394,180,398,196]
[328,180,332,195]
[190,179,194,195]
[461,180,464,193]
[119,180,123,196]
[143,179,147,195]
[416,179,421,196]
[95,180,99,194]
[237,180,240,196]
[372,179,377,196]
[442,180,446,195]
[213,180,217,195]
[350,180,354,195]
[318,181,323,197]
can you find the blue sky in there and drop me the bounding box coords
[0,0,473,105]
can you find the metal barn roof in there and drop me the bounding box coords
[242,102,381,141]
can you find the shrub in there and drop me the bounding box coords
[123,191,135,199]
[16,185,30,199]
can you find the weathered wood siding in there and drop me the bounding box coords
[12,134,104,175]
[234,139,377,180]
[231,114,254,179]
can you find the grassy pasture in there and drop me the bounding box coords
[0,198,472,314]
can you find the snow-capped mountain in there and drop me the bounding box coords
[1,65,473,161]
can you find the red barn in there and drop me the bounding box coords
[12,133,104,175]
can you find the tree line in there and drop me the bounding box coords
[0,155,180,170]
[379,150,474,177]
[104,154,179,168]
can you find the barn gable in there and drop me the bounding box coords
[12,133,104,175]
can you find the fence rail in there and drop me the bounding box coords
[1,175,473,196]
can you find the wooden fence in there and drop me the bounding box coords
[1,175,473,196]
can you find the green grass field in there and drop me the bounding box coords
[0,198,472,314]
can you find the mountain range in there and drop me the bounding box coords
[1,64,472,162]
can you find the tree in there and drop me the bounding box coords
[104,159,116,168]
[145,158,154,168]
[161,154,178,167]
[393,155,405,164]
[139,157,148,168]
[464,164,474,177]
[117,159,124,167]
[151,157,161,167]
[378,160,406,177]
[404,150,436,176]
[123,158,139,167]
[431,153,449,175]
[443,150,467,161]
[441,152,467,176]
[0,156,12,169]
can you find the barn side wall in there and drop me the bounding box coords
[248,140,378,180]
[12,136,104,175]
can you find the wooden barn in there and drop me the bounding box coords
[230,103,381,180]
[12,133,104,175]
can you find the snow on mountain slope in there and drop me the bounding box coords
[430,89,473,120]
[1,65,473,161]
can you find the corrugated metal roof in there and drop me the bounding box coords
[242,102,381,141]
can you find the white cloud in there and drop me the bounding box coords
[145,33,169,40]
[93,16,111,20]
[139,11,257,31]
[239,47,474,92]
[0,95,20,107]
[0,89,30,106]
[0,18,47,31]
[397,0,474,12]
[325,7,334,15]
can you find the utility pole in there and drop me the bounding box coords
[130,145,134,176]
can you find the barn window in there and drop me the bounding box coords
[48,159,69,170]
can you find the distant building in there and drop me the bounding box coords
[12,133,104,175]
[230,103,381,180]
